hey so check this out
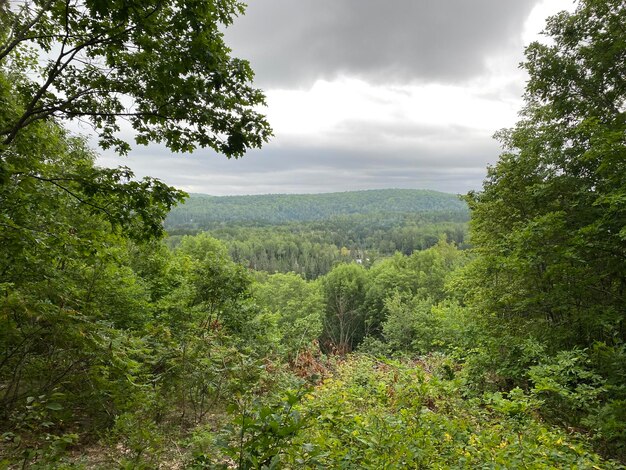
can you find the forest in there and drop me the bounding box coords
[1,0,625,468]
[166,190,469,278]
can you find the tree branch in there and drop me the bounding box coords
[0,0,54,62]
[26,174,115,219]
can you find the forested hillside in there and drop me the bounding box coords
[165,189,468,228]
[1,0,625,468]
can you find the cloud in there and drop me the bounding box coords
[98,120,501,196]
[94,0,578,196]
[96,73,521,195]
[225,0,537,88]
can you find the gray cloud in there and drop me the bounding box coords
[225,0,538,87]
[92,0,550,195]
[99,124,500,196]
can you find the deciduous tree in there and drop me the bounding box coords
[0,0,271,155]
[467,0,626,346]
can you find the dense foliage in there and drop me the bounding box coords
[197,356,620,469]
[1,0,625,467]
[462,0,626,459]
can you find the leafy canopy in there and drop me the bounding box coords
[466,0,626,346]
[0,0,271,155]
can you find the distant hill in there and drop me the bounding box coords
[165,189,468,229]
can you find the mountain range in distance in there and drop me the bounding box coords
[165,188,469,229]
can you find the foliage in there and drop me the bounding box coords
[0,64,268,466]
[465,0,626,349]
[165,193,469,279]
[199,356,620,469]
[2,0,625,466]
[320,263,369,354]
[108,410,165,469]
[461,0,626,460]
[1,57,182,430]
[1,393,79,469]
[174,215,467,279]
[253,273,324,359]
[379,296,472,355]
[363,238,467,338]
[0,0,271,155]
[529,349,607,423]
[206,388,310,470]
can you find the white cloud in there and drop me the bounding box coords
[522,0,576,45]
[266,78,520,144]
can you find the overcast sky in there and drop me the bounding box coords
[96,0,575,196]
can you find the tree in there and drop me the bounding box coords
[363,239,464,337]
[0,65,186,240]
[0,0,274,240]
[0,0,271,155]
[463,0,626,456]
[253,272,324,358]
[466,0,626,347]
[321,263,369,354]
[0,1,275,460]
[174,233,253,333]
[0,111,160,426]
